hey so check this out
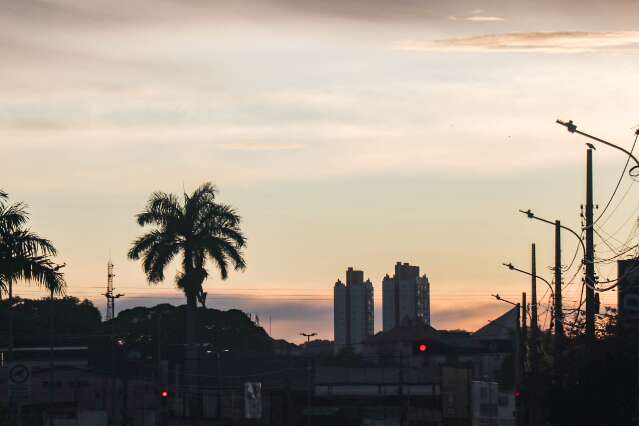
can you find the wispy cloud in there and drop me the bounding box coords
[219,142,304,151]
[399,31,639,53]
[464,16,505,22]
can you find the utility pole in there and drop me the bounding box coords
[521,292,527,374]
[530,244,539,375]
[531,244,538,338]
[554,221,563,378]
[529,245,540,426]
[585,148,596,341]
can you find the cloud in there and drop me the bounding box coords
[218,142,304,151]
[399,31,639,53]
[464,16,505,22]
[432,301,509,331]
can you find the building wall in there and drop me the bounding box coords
[383,262,431,331]
[398,278,417,323]
[382,276,396,332]
[334,268,374,353]
[423,277,431,325]
[334,281,347,348]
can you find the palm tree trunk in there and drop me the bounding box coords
[185,289,200,417]
[49,287,55,426]
[8,280,13,364]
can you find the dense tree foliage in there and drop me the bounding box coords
[0,296,100,347]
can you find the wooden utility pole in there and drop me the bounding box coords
[531,244,538,337]
[585,148,596,341]
[554,221,563,377]
[530,244,539,375]
[521,292,527,374]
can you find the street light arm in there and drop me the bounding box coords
[518,209,587,264]
[518,209,602,292]
[502,262,554,296]
[556,119,639,177]
[491,293,519,307]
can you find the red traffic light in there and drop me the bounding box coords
[418,343,428,352]
[514,390,521,398]
[160,390,169,398]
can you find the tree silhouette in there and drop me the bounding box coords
[128,182,246,415]
[0,190,66,360]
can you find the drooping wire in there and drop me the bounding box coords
[595,133,639,224]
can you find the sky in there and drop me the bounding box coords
[2,0,639,343]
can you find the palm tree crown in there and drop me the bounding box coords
[0,190,65,296]
[128,182,246,305]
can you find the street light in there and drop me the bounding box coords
[299,332,317,344]
[556,119,639,178]
[491,294,524,395]
[519,210,587,265]
[491,294,520,307]
[502,262,554,297]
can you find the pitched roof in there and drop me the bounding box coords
[363,320,440,344]
[472,306,518,340]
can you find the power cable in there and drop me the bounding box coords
[595,133,639,224]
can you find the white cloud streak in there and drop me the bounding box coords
[399,31,639,53]
[464,16,505,22]
[219,142,304,151]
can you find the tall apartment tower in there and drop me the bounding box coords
[382,261,430,331]
[334,267,374,352]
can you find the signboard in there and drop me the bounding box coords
[618,259,639,330]
[244,382,262,419]
[8,364,31,403]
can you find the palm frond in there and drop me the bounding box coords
[184,183,217,223]
[128,230,164,260]
[203,236,246,272]
[4,229,57,257]
[141,237,180,283]
[1,256,66,295]
[0,202,29,232]
[136,192,182,227]
[205,245,229,280]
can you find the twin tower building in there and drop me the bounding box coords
[333,262,430,352]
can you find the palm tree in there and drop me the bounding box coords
[128,182,246,414]
[0,190,66,363]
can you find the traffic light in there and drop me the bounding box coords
[514,386,525,412]
[413,341,430,354]
[160,389,170,408]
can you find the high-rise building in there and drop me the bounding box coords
[382,261,430,331]
[334,267,374,352]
